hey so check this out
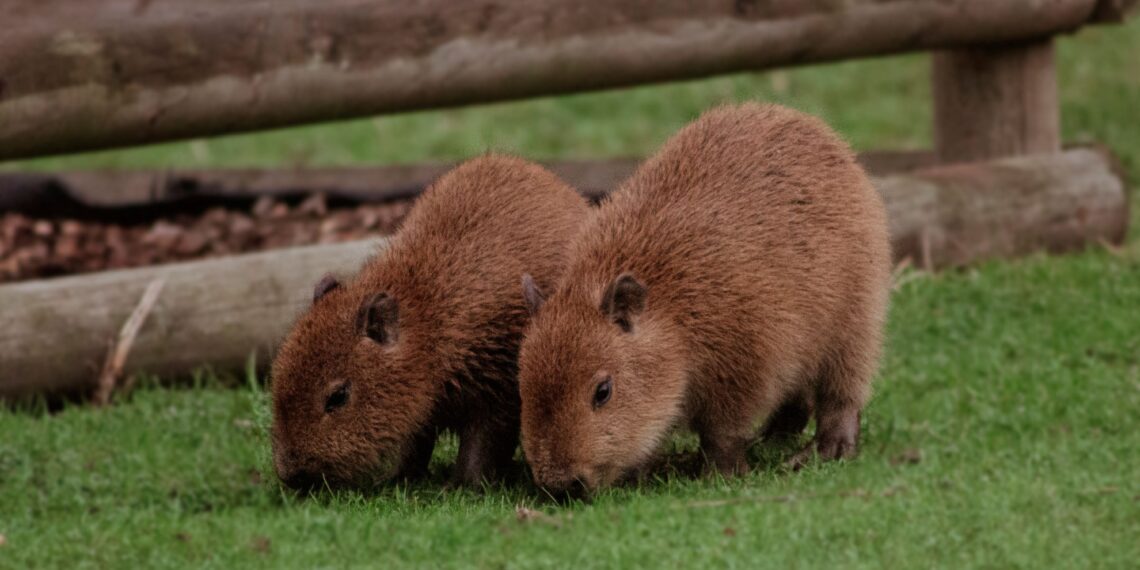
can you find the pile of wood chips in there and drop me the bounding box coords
[0,195,410,283]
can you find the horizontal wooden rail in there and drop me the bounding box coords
[0,149,1127,400]
[0,0,1132,159]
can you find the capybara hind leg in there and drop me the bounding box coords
[786,407,861,469]
[787,351,873,469]
[454,418,519,486]
[760,394,811,443]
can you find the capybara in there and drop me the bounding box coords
[272,155,590,490]
[518,104,891,494]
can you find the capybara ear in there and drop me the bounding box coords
[313,273,340,303]
[521,274,546,316]
[600,273,646,332]
[357,292,399,345]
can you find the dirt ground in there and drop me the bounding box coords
[0,195,411,283]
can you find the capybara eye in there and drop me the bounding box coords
[325,383,350,413]
[593,377,613,409]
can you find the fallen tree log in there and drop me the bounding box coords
[0,149,1127,400]
[879,148,1127,268]
[0,0,1130,159]
[0,239,383,400]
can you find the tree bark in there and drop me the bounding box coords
[0,150,1127,400]
[0,0,1116,159]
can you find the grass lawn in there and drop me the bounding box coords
[2,18,1139,570]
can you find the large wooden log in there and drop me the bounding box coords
[880,148,1127,268]
[0,239,383,399]
[0,0,1120,159]
[0,149,1126,400]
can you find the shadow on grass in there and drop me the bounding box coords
[273,429,814,510]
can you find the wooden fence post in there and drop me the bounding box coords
[932,39,1061,163]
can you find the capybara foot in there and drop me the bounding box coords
[785,408,860,470]
[700,434,752,478]
[702,456,750,479]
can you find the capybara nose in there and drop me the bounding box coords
[281,469,322,492]
[539,476,591,503]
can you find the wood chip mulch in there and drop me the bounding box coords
[0,194,410,283]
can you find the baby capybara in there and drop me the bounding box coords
[272,155,589,490]
[518,104,891,494]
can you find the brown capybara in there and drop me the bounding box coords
[271,155,589,490]
[518,103,891,494]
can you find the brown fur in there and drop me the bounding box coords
[271,155,589,489]
[517,104,891,493]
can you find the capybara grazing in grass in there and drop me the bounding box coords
[271,155,589,490]
[518,104,891,494]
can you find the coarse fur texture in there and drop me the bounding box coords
[271,155,589,490]
[518,104,892,493]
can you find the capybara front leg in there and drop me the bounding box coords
[395,425,437,480]
[454,417,519,486]
[699,428,752,477]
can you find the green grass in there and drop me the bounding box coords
[2,18,1139,570]
[3,250,1137,568]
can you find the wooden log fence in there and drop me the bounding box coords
[0,149,1127,400]
[0,2,1135,399]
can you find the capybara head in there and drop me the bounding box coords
[518,273,688,494]
[271,275,437,490]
